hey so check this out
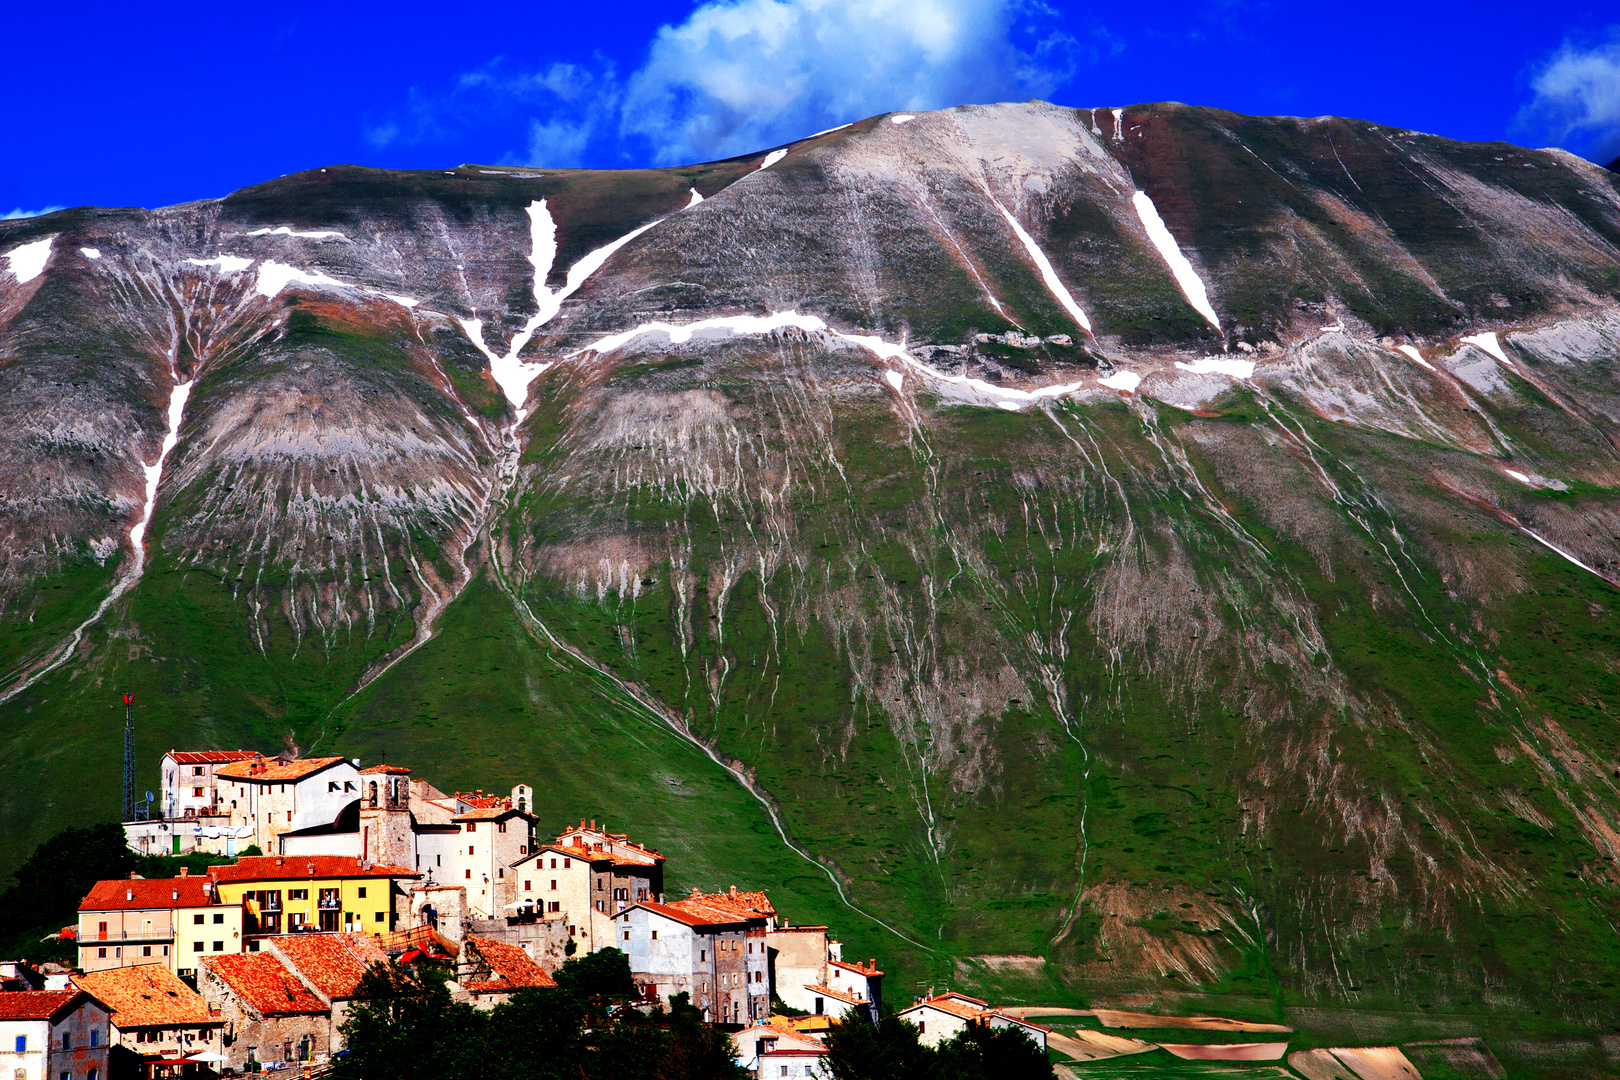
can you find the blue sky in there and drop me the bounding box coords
[5,0,1620,218]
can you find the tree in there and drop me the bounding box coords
[554,945,636,1004]
[0,823,136,961]
[483,986,588,1080]
[824,1010,938,1080]
[335,963,486,1080]
[935,1022,1054,1080]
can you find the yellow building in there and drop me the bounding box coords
[77,871,243,976]
[208,856,418,939]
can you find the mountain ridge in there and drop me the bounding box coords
[4,100,1620,1028]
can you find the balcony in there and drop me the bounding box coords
[89,925,176,942]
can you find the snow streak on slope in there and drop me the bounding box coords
[80,247,101,260]
[1132,191,1221,330]
[575,309,1124,409]
[245,226,348,240]
[2,236,53,283]
[186,256,253,274]
[1397,344,1436,371]
[1176,357,1254,378]
[459,199,668,420]
[983,193,1093,333]
[758,149,789,170]
[686,187,704,207]
[0,375,194,705]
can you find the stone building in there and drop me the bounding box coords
[195,954,328,1070]
[73,965,223,1078]
[616,889,772,1026]
[0,991,111,1080]
[452,937,556,1010]
[261,934,387,1052]
[508,822,664,952]
[896,993,1048,1051]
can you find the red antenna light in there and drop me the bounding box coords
[123,693,134,705]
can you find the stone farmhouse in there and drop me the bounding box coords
[616,888,774,1025]
[0,991,111,1080]
[72,965,223,1079]
[897,992,1049,1051]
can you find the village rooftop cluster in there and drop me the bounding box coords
[0,748,1047,1080]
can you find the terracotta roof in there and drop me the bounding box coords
[526,844,655,870]
[209,856,418,884]
[267,936,372,1000]
[80,877,215,912]
[454,806,526,822]
[655,889,774,927]
[168,751,263,765]
[462,938,556,993]
[830,958,884,978]
[635,900,749,929]
[0,991,85,1021]
[334,932,390,967]
[75,965,214,1028]
[358,764,412,774]
[203,955,326,1016]
[903,996,990,1022]
[804,982,866,1006]
[555,828,665,862]
[215,756,347,782]
[451,793,509,810]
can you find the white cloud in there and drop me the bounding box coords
[367,0,1084,168]
[1517,29,1620,163]
[2,206,65,220]
[621,0,1079,163]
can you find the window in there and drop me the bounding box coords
[498,823,507,834]
[436,855,441,866]
[357,887,367,899]
[498,868,504,879]
[700,950,706,962]
[193,787,204,797]
[213,913,224,924]
[194,913,205,925]
[550,880,557,891]
[781,1068,788,1077]
[213,941,224,952]
[917,1022,924,1034]
[468,846,475,856]
[286,811,292,823]
[465,870,472,880]
[651,930,658,940]
[99,921,107,935]
[465,823,475,833]
[374,912,385,922]
[563,858,570,869]
[115,947,121,958]
[97,948,106,959]
[61,1034,71,1050]
[193,766,204,777]
[550,858,557,869]
[548,902,560,913]
[524,880,532,891]
[90,1032,99,1048]
[142,945,152,957]
[14,1037,24,1053]
[288,890,307,901]
[623,930,630,941]
[193,941,204,953]
[163,945,170,956]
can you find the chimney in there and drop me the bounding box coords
[276,857,285,867]
[126,888,134,902]
[178,867,189,877]
[869,959,876,970]
[129,872,139,880]
[171,889,179,900]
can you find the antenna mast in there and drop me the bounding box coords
[122,693,135,822]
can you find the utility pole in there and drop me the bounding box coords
[122,693,135,822]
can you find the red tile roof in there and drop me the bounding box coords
[830,958,884,977]
[804,982,867,1006]
[0,991,85,1021]
[74,965,215,1028]
[215,756,348,782]
[652,889,774,927]
[168,751,263,765]
[80,877,216,912]
[358,764,411,775]
[209,856,417,884]
[461,938,556,993]
[530,843,656,870]
[267,936,373,1000]
[203,955,326,1016]
[636,900,747,929]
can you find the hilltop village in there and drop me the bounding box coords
[0,748,1046,1079]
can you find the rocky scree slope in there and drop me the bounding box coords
[4,102,1620,1020]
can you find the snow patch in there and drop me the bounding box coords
[1175,357,1255,378]
[1396,344,1435,371]
[883,370,904,390]
[758,149,788,170]
[1461,331,1511,365]
[186,255,254,274]
[254,261,350,298]
[382,293,419,308]
[1504,469,1531,483]
[1112,108,1124,141]
[985,193,1092,332]
[245,226,348,240]
[1132,191,1220,330]
[686,187,704,208]
[891,114,915,124]
[80,247,101,259]
[1098,370,1141,392]
[809,123,852,137]
[578,311,829,356]
[2,236,53,283]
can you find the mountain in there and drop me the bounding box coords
[4,101,1620,1037]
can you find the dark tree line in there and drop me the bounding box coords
[336,948,1052,1080]
[334,949,743,1080]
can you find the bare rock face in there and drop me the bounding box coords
[5,102,1620,1016]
